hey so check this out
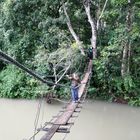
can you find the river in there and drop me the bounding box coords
[0,99,140,140]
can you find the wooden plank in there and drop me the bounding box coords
[40,125,59,140]
[39,127,70,133]
[54,102,78,125]
[56,129,70,133]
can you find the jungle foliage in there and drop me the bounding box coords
[0,0,140,106]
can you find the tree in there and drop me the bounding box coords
[121,0,132,77]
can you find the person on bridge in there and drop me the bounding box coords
[88,46,93,60]
[66,73,81,103]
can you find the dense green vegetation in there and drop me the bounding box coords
[0,0,140,106]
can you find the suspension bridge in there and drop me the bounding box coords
[0,50,92,140]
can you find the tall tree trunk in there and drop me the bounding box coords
[121,0,132,77]
[63,4,85,55]
[83,0,97,58]
[127,42,131,73]
[121,42,129,76]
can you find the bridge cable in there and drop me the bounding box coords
[33,95,43,140]
[0,50,66,87]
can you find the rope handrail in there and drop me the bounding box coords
[0,50,65,87]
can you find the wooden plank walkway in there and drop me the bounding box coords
[40,60,92,140]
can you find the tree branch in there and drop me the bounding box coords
[83,0,97,58]
[62,3,85,55]
[97,0,108,30]
[52,64,71,90]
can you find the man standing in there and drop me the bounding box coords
[66,73,81,102]
[88,46,93,60]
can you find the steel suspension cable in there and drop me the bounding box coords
[0,50,65,87]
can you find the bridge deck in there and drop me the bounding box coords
[40,60,92,140]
